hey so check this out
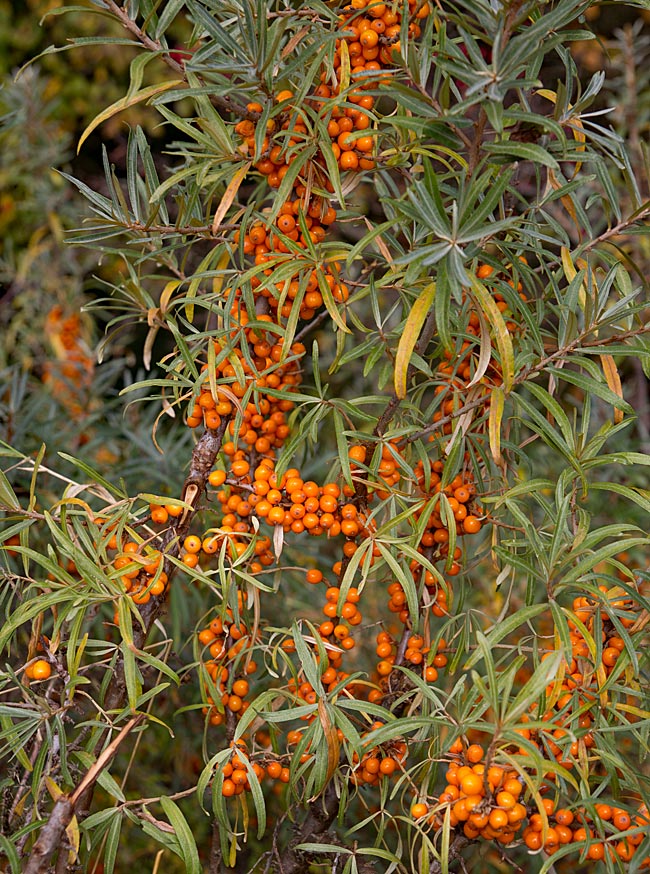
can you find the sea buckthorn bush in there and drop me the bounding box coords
[2,1,650,873]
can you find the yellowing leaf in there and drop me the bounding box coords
[466,306,491,388]
[66,814,81,859]
[394,282,435,399]
[445,387,479,456]
[50,496,94,518]
[600,354,624,424]
[338,39,351,94]
[467,276,514,392]
[363,217,393,264]
[143,323,160,372]
[318,699,341,785]
[616,702,650,720]
[212,162,251,234]
[78,81,185,153]
[45,776,64,800]
[560,246,587,308]
[160,279,182,313]
[212,250,232,297]
[489,385,505,465]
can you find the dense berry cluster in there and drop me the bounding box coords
[410,738,650,866]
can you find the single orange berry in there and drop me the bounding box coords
[30,659,52,680]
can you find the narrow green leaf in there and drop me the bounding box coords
[291,622,322,691]
[103,813,122,874]
[0,835,21,874]
[464,605,547,669]
[507,651,563,723]
[160,796,201,874]
[0,470,20,510]
[120,640,141,711]
[484,141,560,169]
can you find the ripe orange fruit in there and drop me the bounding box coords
[30,659,52,680]
[459,772,483,796]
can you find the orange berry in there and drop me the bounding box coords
[209,469,227,487]
[231,768,248,786]
[555,808,574,826]
[594,804,612,821]
[613,810,632,830]
[495,791,516,810]
[150,506,169,525]
[463,516,482,535]
[524,829,542,850]
[587,843,605,860]
[502,778,522,798]
[222,778,236,797]
[232,679,249,697]
[184,535,202,554]
[488,808,509,830]
[348,445,366,463]
[30,659,52,680]
[460,773,483,796]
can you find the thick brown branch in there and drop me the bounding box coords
[280,781,340,874]
[429,834,470,874]
[39,417,229,874]
[23,798,74,874]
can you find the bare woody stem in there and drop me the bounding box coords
[280,781,340,874]
[429,834,470,874]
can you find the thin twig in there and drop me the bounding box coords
[406,322,650,444]
[575,205,650,256]
[98,0,256,120]
[429,834,470,874]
